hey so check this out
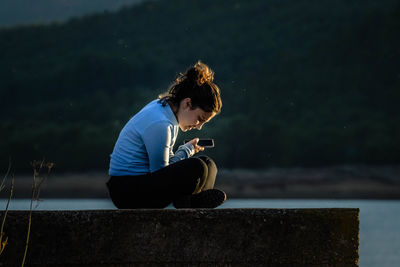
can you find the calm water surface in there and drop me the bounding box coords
[1,198,399,267]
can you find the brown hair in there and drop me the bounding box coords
[159,61,222,114]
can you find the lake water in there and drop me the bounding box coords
[1,198,399,267]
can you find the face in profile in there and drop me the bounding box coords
[177,98,216,132]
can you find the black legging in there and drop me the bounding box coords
[106,156,217,209]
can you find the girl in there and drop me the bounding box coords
[106,61,226,209]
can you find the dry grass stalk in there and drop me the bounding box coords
[0,158,11,191]
[0,175,14,255]
[21,159,54,267]
[0,159,13,256]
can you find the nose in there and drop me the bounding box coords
[196,122,204,130]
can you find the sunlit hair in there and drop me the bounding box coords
[159,61,222,114]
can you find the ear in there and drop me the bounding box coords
[182,98,192,109]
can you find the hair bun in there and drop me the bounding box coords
[193,61,214,85]
[179,61,214,86]
[160,60,222,113]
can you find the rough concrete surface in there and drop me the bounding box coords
[0,209,359,266]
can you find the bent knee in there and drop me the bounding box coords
[198,156,217,172]
[186,157,208,176]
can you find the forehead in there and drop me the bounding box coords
[193,108,215,121]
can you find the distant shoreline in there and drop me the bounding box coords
[2,165,400,199]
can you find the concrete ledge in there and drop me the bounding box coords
[0,209,359,266]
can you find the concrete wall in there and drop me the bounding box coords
[0,208,359,266]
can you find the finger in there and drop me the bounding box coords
[190,138,199,146]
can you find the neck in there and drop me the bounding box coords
[167,100,179,122]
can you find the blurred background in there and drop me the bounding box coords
[0,0,399,199]
[0,0,399,266]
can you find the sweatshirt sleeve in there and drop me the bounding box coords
[169,143,195,164]
[142,121,173,173]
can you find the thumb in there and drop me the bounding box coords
[190,138,199,146]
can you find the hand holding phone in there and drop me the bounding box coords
[184,138,215,148]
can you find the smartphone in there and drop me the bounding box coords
[183,139,215,148]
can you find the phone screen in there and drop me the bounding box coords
[184,139,215,148]
[197,139,214,147]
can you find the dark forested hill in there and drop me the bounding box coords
[0,0,144,28]
[0,0,399,172]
